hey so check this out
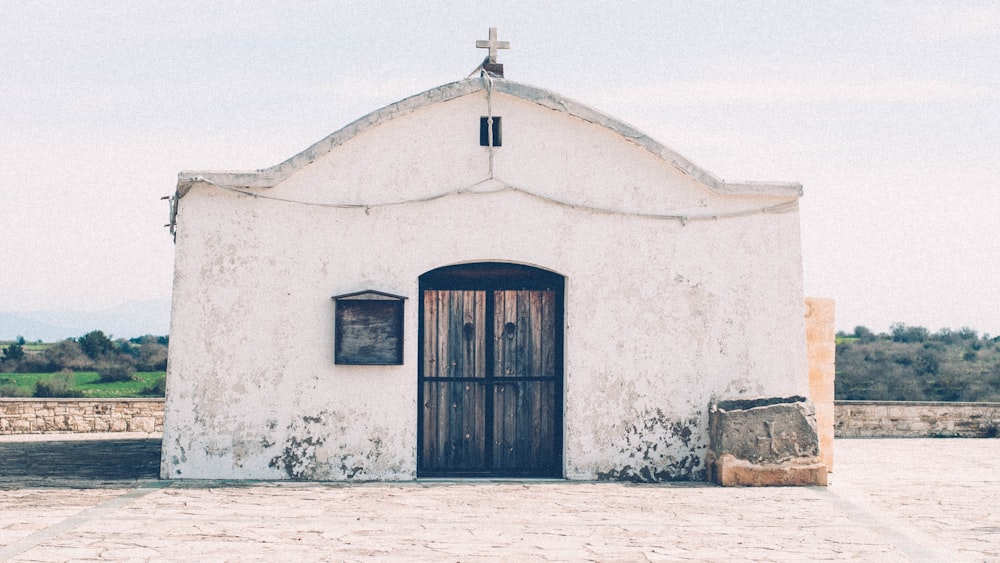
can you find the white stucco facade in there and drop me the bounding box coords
[162,77,808,481]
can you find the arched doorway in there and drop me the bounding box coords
[418,263,564,478]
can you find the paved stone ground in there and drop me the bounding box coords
[0,434,997,561]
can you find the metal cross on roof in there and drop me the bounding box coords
[476,27,510,63]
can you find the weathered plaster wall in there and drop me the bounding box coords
[164,79,807,480]
[835,401,1000,438]
[0,399,163,434]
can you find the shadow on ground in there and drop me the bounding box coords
[0,438,161,488]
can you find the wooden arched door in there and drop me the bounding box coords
[418,263,564,477]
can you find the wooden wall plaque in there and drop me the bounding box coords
[333,290,406,365]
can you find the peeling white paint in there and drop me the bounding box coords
[162,77,808,481]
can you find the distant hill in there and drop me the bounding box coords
[836,325,1000,402]
[0,298,171,341]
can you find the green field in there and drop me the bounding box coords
[0,371,165,398]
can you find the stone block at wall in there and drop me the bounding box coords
[835,401,1000,438]
[0,399,164,435]
[707,396,827,486]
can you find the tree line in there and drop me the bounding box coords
[1,331,168,380]
[836,324,1000,402]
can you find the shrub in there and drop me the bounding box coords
[16,354,55,373]
[34,373,84,398]
[958,327,978,341]
[78,330,114,361]
[141,376,167,397]
[892,353,913,366]
[1,342,25,362]
[97,361,136,383]
[853,325,874,341]
[891,323,929,343]
[42,340,90,372]
[915,349,941,376]
[136,341,168,371]
[0,378,28,397]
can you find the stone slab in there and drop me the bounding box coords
[710,453,828,487]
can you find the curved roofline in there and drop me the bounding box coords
[177,77,802,198]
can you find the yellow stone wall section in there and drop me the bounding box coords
[0,399,164,435]
[805,298,835,472]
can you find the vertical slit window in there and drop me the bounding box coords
[480,116,502,147]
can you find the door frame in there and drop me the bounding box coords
[417,262,565,478]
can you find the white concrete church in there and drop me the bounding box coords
[162,30,810,481]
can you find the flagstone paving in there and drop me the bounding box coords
[0,434,996,561]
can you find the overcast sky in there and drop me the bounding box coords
[2,1,998,335]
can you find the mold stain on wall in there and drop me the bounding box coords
[268,411,390,480]
[597,408,707,482]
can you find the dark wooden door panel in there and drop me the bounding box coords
[494,290,556,377]
[492,379,558,473]
[421,380,486,471]
[422,290,486,378]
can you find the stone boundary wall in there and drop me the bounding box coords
[4,398,1000,439]
[0,398,164,435]
[835,401,1000,438]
